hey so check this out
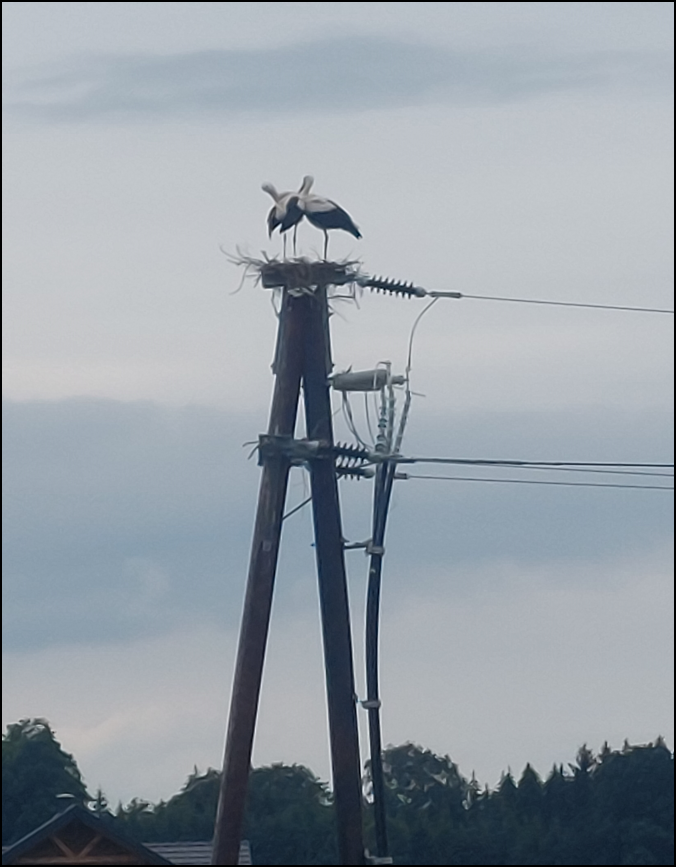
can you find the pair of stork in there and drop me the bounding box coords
[262,175,361,259]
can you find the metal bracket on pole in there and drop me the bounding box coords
[257,434,328,465]
[343,539,372,550]
[257,435,374,479]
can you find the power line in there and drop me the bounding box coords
[359,274,674,314]
[475,465,673,478]
[513,461,674,468]
[398,457,674,469]
[414,464,672,478]
[428,290,674,315]
[400,473,673,491]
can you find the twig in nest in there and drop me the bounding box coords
[224,250,365,303]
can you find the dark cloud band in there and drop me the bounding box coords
[4,37,672,122]
[2,398,672,652]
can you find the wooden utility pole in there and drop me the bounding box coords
[212,268,364,865]
[301,283,365,866]
[211,288,304,865]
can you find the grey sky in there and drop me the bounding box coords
[2,1,673,806]
[5,39,671,122]
[3,398,671,652]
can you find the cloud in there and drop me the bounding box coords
[3,398,672,654]
[4,37,672,123]
[379,404,674,573]
[2,551,673,804]
[2,398,261,650]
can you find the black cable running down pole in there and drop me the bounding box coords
[365,456,397,862]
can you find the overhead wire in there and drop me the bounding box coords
[462,465,673,478]
[394,457,674,469]
[427,290,674,315]
[330,277,672,858]
[400,473,673,491]
[329,271,672,854]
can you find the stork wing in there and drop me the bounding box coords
[299,195,337,214]
[280,196,304,231]
[267,205,281,236]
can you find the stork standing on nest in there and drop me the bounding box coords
[261,179,308,258]
[296,175,362,259]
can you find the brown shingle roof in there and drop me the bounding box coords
[145,841,252,865]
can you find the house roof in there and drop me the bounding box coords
[146,841,252,865]
[1,804,172,865]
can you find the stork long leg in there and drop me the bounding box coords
[293,224,298,258]
[282,233,287,260]
[323,230,329,261]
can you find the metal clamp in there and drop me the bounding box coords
[342,539,371,550]
[365,852,394,865]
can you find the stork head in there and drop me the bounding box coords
[261,182,279,201]
[299,175,314,195]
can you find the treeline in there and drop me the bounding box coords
[2,718,673,865]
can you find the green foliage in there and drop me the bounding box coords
[2,718,90,845]
[113,762,337,864]
[365,743,468,865]
[2,719,673,865]
[591,741,674,866]
[115,766,220,843]
[243,764,337,865]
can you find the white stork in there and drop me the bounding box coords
[261,178,312,258]
[296,175,362,259]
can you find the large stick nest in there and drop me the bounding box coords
[227,252,364,298]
